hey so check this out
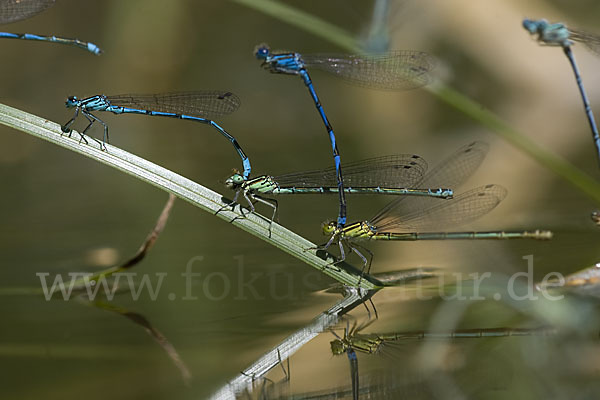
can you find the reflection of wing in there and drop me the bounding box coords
[274,154,427,189]
[302,51,435,90]
[373,184,507,233]
[0,0,55,24]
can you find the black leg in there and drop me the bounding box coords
[61,107,80,134]
[310,232,338,252]
[368,298,379,319]
[83,111,108,150]
[228,190,254,224]
[215,189,241,216]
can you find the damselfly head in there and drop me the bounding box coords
[65,96,79,108]
[321,221,337,236]
[522,18,570,46]
[522,18,547,34]
[330,339,346,355]
[254,43,271,60]
[225,173,244,189]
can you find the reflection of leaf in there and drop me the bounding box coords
[216,291,370,397]
[63,194,190,384]
[537,263,600,298]
[77,194,190,383]
[325,268,438,295]
[372,268,439,287]
[82,299,192,385]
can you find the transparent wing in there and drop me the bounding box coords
[373,184,507,233]
[302,51,435,90]
[0,0,55,24]
[569,28,600,55]
[274,154,427,188]
[105,91,240,118]
[417,141,489,189]
[370,141,489,225]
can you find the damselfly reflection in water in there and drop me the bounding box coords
[241,319,551,400]
[328,316,555,400]
[330,320,557,358]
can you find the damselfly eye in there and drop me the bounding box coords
[233,175,243,184]
[225,174,244,188]
[254,44,270,58]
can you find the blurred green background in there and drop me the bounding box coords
[2,0,600,398]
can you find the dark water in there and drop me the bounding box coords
[1,0,600,399]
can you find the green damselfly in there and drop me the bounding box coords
[225,154,453,227]
[319,142,552,276]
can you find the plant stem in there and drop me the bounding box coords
[0,102,379,290]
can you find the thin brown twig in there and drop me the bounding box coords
[119,193,176,270]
